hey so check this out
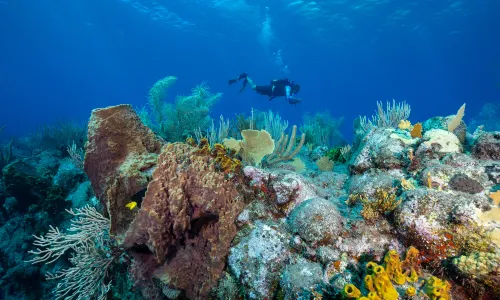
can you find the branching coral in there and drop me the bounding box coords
[0,136,13,169]
[265,125,305,165]
[359,99,411,133]
[27,206,118,300]
[164,82,221,141]
[348,188,402,221]
[139,76,177,132]
[300,112,344,148]
[139,78,222,141]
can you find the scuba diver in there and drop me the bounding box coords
[228,73,302,104]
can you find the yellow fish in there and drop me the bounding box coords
[126,201,137,210]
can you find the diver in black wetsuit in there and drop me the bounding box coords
[228,73,302,104]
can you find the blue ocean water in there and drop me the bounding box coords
[1,0,498,140]
[2,2,500,300]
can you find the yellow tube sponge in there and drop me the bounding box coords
[367,292,382,300]
[342,284,361,299]
[406,286,416,296]
[423,276,451,300]
[366,261,378,275]
[364,274,375,293]
[372,265,399,300]
[402,246,422,282]
[383,250,406,284]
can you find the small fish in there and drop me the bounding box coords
[126,201,137,210]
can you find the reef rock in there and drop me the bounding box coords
[472,131,500,160]
[243,166,321,215]
[422,129,462,154]
[279,258,324,300]
[395,189,493,263]
[84,104,164,237]
[2,149,65,213]
[422,116,467,143]
[350,128,409,174]
[228,221,291,300]
[347,170,398,197]
[288,198,344,247]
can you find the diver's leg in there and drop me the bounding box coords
[246,76,257,90]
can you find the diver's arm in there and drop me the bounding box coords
[285,86,301,104]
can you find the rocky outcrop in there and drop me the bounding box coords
[472,131,500,160]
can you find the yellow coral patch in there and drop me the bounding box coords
[398,120,411,130]
[410,122,422,138]
[401,178,415,190]
[489,190,500,206]
[475,206,500,247]
[291,157,306,173]
[316,156,334,172]
[423,276,451,300]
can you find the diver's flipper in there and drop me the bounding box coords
[238,73,248,80]
[229,73,248,86]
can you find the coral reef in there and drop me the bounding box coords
[4,98,499,300]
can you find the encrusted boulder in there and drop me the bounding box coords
[422,116,467,143]
[350,128,410,174]
[228,221,291,300]
[394,189,494,263]
[472,131,500,160]
[243,166,320,215]
[84,104,164,237]
[2,149,65,213]
[420,153,493,192]
[288,198,344,247]
[347,169,397,197]
[279,258,324,300]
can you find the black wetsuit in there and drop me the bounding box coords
[256,79,300,102]
[229,73,301,104]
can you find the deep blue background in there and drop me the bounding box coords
[1,0,499,141]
